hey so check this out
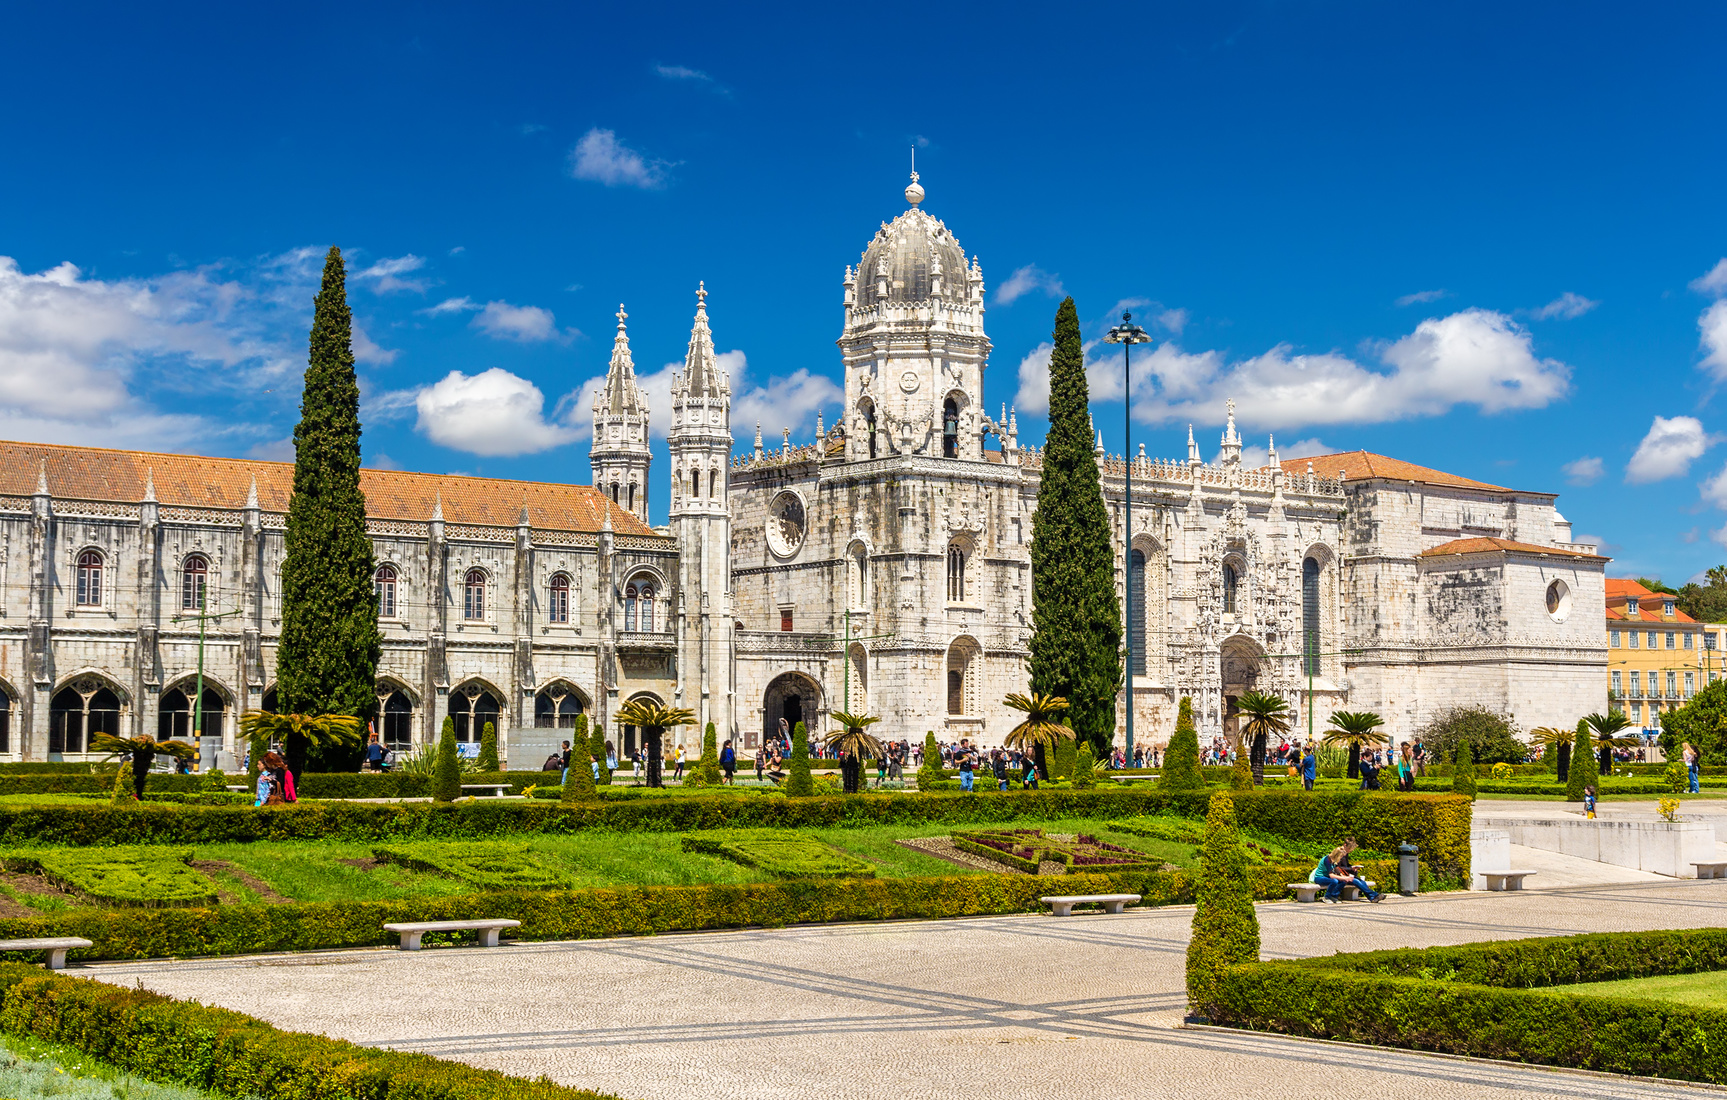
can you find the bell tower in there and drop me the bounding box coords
[589,305,652,523]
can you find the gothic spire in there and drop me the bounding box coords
[680,282,727,398]
[596,304,647,416]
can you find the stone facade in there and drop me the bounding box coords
[0,174,1609,763]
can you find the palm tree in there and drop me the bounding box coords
[614,700,695,788]
[1235,690,1291,786]
[1583,711,1638,777]
[1003,692,1073,781]
[1529,726,1574,782]
[238,711,364,783]
[91,733,198,800]
[823,711,884,793]
[1322,711,1388,781]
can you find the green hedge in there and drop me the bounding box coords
[1,848,216,908]
[0,770,563,799]
[1209,928,1727,1082]
[371,842,569,889]
[1412,778,1726,796]
[0,963,617,1100]
[681,830,876,878]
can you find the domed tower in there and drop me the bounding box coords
[590,305,652,523]
[840,171,992,462]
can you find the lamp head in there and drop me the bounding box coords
[1103,310,1152,345]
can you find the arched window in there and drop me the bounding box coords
[863,402,877,460]
[0,691,10,755]
[625,579,656,631]
[534,685,584,728]
[463,569,487,620]
[381,690,413,750]
[942,398,959,459]
[627,484,637,511]
[690,470,700,498]
[1302,557,1321,676]
[158,684,224,742]
[1128,549,1147,676]
[847,545,867,610]
[49,685,120,755]
[610,482,620,503]
[548,573,571,624]
[1222,563,1238,614]
[946,639,979,717]
[709,469,720,498]
[76,550,103,607]
[182,556,209,611]
[448,684,500,743]
[946,544,966,603]
[374,564,397,619]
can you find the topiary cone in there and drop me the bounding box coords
[432,717,461,802]
[1451,741,1477,799]
[1185,791,1260,1020]
[477,721,499,772]
[1161,697,1204,790]
[562,714,595,801]
[1565,719,1592,802]
[589,714,611,786]
[786,721,814,796]
[917,730,943,790]
[1072,742,1097,789]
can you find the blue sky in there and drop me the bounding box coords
[3,3,1726,581]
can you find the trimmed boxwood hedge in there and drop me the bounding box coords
[0,790,1473,879]
[681,830,877,878]
[1208,928,1727,1082]
[0,962,618,1100]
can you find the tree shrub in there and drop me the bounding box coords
[1666,761,1688,793]
[1230,751,1254,791]
[1565,719,1592,802]
[432,718,461,803]
[561,719,597,803]
[1417,705,1526,764]
[1450,742,1476,799]
[589,716,611,786]
[916,731,944,790]
[1073,743,1097,789]
[1161,698,1204,790]
[785,722,813,797]
[1660,677,1727,764]
[477,722,499,772]
[109,767,131,806]
[1186,792,1260,1019]
[1052,735,1078,782]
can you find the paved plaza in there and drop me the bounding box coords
[90,878,1727,1099]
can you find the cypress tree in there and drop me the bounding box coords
[917,731,944,789]
[1161,697,1204,790]
[477,721,499,772]
[1566,719,1592,802]
[432,717,461,802]
[1029,298,1123,759]
[588,716,611,786]
[1185,792,1261,1020]
[1451,742,1476,799]
[786,721,813,796]
[561,715,593,802]
[277,246,381,779]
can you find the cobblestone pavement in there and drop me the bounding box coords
[90,881,1727,1100]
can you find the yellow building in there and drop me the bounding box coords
[1606,579,1711,737]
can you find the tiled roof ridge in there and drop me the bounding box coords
[1280,449,1517,492]
[1420,536,1604,559]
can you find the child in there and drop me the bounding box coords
[1584,785,1597,819]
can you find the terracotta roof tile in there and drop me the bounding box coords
[1605,578,1656,599]
[0,441,653,535]
[1280,450,1514,491]
[1419,536,1606,561]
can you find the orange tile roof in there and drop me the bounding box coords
[1280,450,1515,491]
[1605,578,1655,599]
[1419,536,1606,561]
[0,440,654,536]
[1606,607,1626,620]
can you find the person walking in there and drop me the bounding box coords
[754,746,765,782]
[958,746,975,792]
[1684,742,1701,793]
[672,743,685,781]
[1301,744,1317,791]
[363,730,386,773]
[720,739,736,785]
[1398,742,1415,792]
[992,749,1009,791]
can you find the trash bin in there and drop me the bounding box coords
[1397,842,1420,895]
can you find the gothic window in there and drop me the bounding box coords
[1302,558,1321,676]
[942,398,959,459]
[49,685,120,755]
[374,564,397,619]
[381,690,412,750]
[1222,563,1238,614]
[182,555,209,611]
[625,579,656,631]
[690,470,700,498]
[846,643,867,711]
[76,550,103,607]
[447,684,500,743]
[709,469,719,498]
[946,638,979,716]
[463,569,487,620]
[0,690,8,754]
[548,573,571,624]
[862,401,877,460]
[1128,549,1146,676]
[847,545,868,610]
[947,669,964,715]
[158,685,224,742]
[534,685,584,728]
[628,484,638,511]
[610,482,620,503]
[947,544,966,603]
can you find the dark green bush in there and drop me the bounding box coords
[1210,928,1727,1083]
[433,718,461,803]
[1186,792,1260,1017]
[1451,742,1477,799]
[1417,704,1527,764]
[0,963,619,1099]
[1566,719,1592,802]
[1161,698,1205,789]
[477,721,499,773]
[785,722,813,797]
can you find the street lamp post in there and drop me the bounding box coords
[1103,312,1151,766]
[170,599,238,773]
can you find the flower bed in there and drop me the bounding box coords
[680,830,876,878]
[0,848,217,908]
[950,828,1165,873]
[371,842,569,889]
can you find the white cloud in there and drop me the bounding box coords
[415,368,584,456]
[355,255,427,294]
[1395,289,1448,307]
[1691,258,1727,297]
[421,296,478,316]
[1531,292,1599,321]
[351,322,397,366]
[734,366,843,442]
[248,437,295,462]
[654,64,721,90]
[1699,299,1727,381]
[1157,308,1189,335]
[472,300,569,343]
[1701,463,1727,510]
[1562,456,1605,486]
[995,265,1065,306]
[568,128,670,189]
[1627,416,1711,483]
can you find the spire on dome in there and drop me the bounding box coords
[679,282,726,398]
[1218,398,1242,467]
[596,304,647,415]
[1186,424,1200,465]
[905,146,924,206]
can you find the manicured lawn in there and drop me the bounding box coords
[0,1034,236,1099]
[1553,968,1727,1008]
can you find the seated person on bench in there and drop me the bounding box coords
[1310,840,1383,903]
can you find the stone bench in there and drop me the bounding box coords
[459,784,511,798]
[1289,880,1377,902]
[382,919,521,950]
[224,785,249,793]
[1691,861,1727,880]
[1481,870,1537,891]
[0,937,93,969]
[1040,894,1140,916]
